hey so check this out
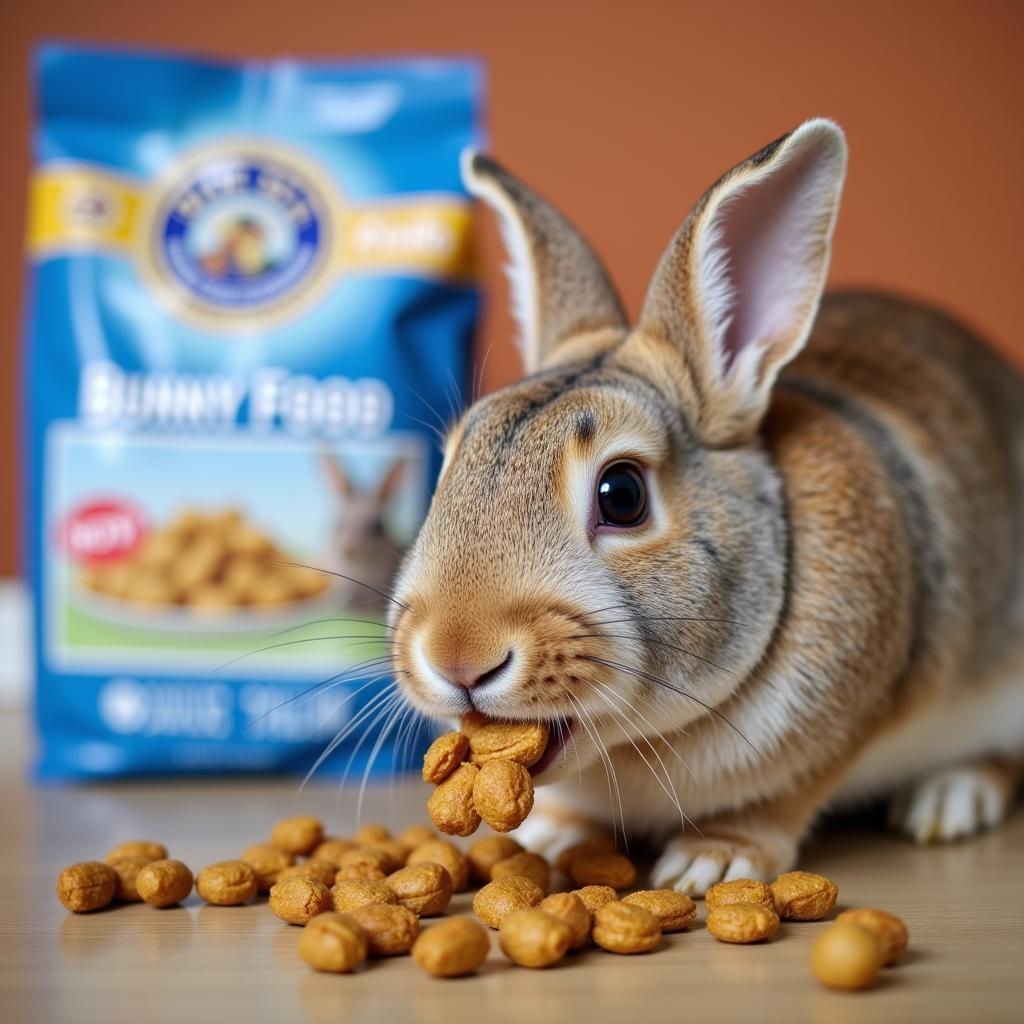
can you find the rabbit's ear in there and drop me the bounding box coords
[376,458,406,503]
[633,119,847,446]
[321,452,353,499]
[462,151,628,373]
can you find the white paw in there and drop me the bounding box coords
[889,765,1012,844]
[511,814,595,863]
[650,837,772,897]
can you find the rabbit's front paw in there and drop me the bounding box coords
[511,800,603,864]
[650,833,792,897]
[889,761,1018,844]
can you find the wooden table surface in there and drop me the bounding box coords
[1,710,1020,1024]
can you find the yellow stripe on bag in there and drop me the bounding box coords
[28,166,142,254]
[28,164,476,282]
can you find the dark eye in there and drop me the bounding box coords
[597,462,648,527]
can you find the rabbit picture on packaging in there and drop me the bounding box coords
[388,119,1024,893]
[322,453,408,612]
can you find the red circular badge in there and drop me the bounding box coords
[58,500,147,564]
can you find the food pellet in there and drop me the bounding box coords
[195,860,258,906]
[398,825,436,849]
[771,870,838,921]
[298,912,368,973]
[572,885,618,913]
[706,878,776,914]
[269,876,333,925]
[353,824,392,845]
[350,903,420,956]
[109,856,150,902]
[555,838,616,874]
[491,852,550,893]
[312,838,357,866]
[835,908,908,965]
[473,875,545,929]
[622,889,697,932]
[427,763,482,836]
[337,846,400,876]
[331,879,399,914]
[56,861,118,913]
[465,717,549,768]
[592,901,662,954]
[407,840,470,893]
[473,760,535,833]
[335,862,387,882]
[467,835,524,883]
[104,840,167,865]
[539,892,592,950]
[810,923,883,990]
[276,860,338,888]
[241,843,294,892]
[422,732,470,784]
[707,902,780,944]
[386,863,453,916]
[375,839,412,868]
[412,916,490,978]
[569,851,636,890]
[136,859,194,908]
[500,908,572,968]
[270,815,324,856]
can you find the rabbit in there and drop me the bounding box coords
[321,453,407,611]
[388,119,1024,895]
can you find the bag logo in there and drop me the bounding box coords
[157,154,327,316]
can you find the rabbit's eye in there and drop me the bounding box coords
[596,462,647,528]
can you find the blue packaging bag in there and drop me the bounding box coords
[25,45,483,778]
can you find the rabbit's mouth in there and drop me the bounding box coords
[529,719,576,778]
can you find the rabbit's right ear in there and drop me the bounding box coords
[627,119,847,446]
[462,151,628,373]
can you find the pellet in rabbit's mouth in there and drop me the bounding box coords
[529,719,575,777]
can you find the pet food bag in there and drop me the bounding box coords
[24,45,483,777]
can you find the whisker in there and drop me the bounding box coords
[585,681,698,837]
[472,342,494,404]
[593,680,698,783]
[265,558,410,612]
[244,656,394,727]
[587,614,753,629]
[336,690,406,803]
[566,691,628,853]
[572,632,736,676]
[212,634,392,675]
[568,716,583,792]
[580,654,763,761]
[444,367,463,425]
[297,680,397,792]
[397,380,452,443]
[387,701,420,823]
[265,617,396,639]
[355,692,412,827]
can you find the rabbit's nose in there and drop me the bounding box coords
[430,650,514,690]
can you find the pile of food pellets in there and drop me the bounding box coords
[55,714,909,990]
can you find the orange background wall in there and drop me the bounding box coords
[1,0,1021,576]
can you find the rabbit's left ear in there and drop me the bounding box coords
[462,151,628,373]
[629,119,847,446]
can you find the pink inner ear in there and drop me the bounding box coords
[716,141,831,373]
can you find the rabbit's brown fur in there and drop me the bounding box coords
[390,121,1024,893]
